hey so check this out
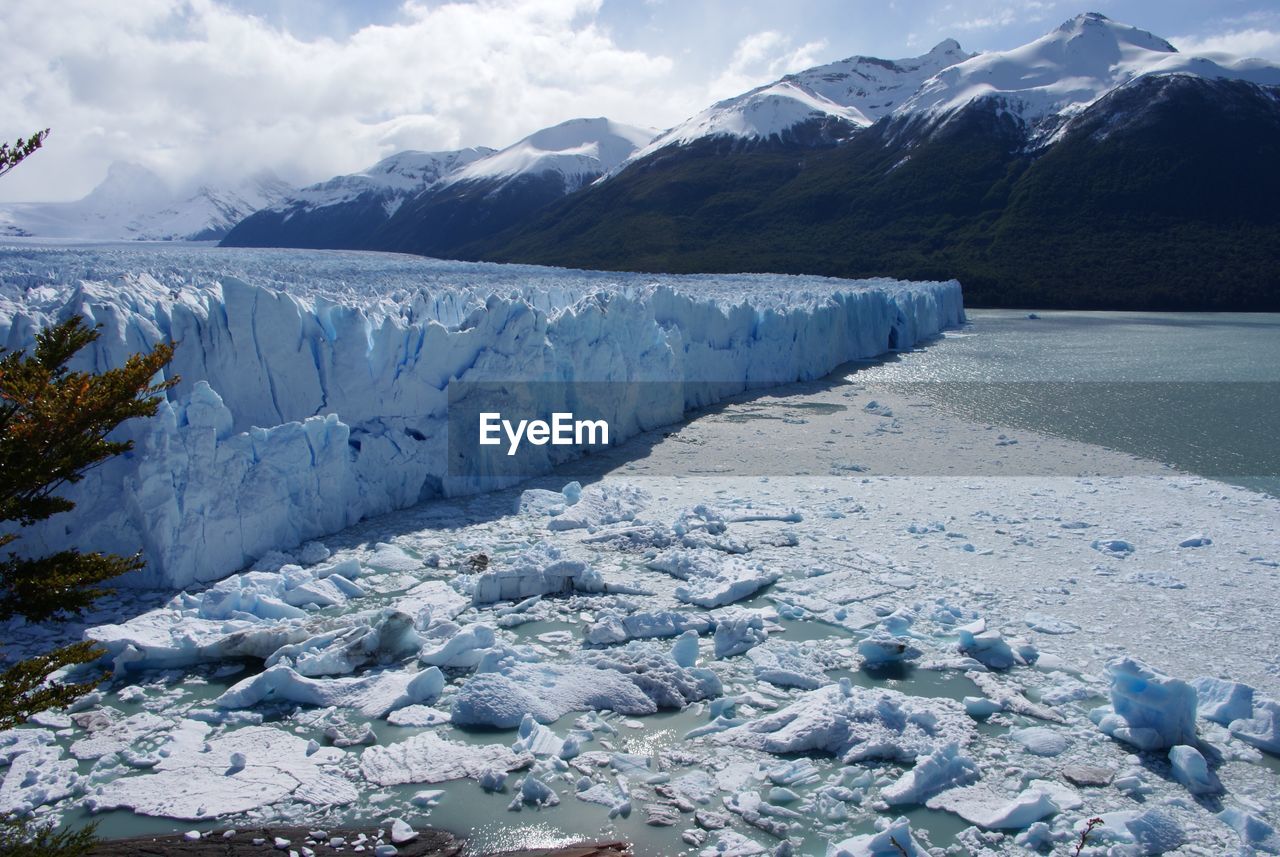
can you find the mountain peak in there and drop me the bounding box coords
[891,12,1268,135]
[927,38,965,57]
[1053,11,1176,53]
[444,117,658,191]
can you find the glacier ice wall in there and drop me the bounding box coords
[0,246,963,588]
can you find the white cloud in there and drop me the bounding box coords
[930,0,1053,34]
[1171,28,1280,61]
[707,30,828,102]
[0,0,699,200]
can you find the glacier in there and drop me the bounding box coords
[0,245,963,589]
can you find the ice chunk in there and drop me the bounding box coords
[1229,699,1280,754]
[88,609,315,673]
[0,743,80,814]
[1124,808,1186,853]
[1023,612,1079,635]
[1168,745,1221,795]
[956,619,1023,670]
[388,818,417,844]
[745,641,831,690]
[1190,676,1254,725]
[881,742,979,805]
[87,724,350,819]
[517,488,568,517]
[926,786,1059,830]
[468,544,603,604]
[1178,534,1212,548]
[547,483,649,531]
[1091,538,1135,556]
[677,570,777,608]
[699,829,769,856]
[717,683,973,764]
[585,610,714,646]
[578,644,723,710]
[672,630,701,667]
[1091,657,1197,750]
[215,664,444,718]
[828,816,926,856]
[418,623,496,669]
[511,714,565,757]
[450,664,657,728]
[69,711,171,760]
[1219,807,1280,853]
[647,550,780,609]
[966,671,1065,724]
[714,612,768,658]
[359,733,532,787]
[1010,727,1069,757]
[385,705,451,728]
[510,773,560,809]
[265,610,422,676]
[857,631,922,666]
[478,769,508,792]
[391,579,469,623]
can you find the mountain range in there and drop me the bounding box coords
[7,12,1280,309]
[475,14,1280,310]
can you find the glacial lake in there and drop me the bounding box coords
[853,310,1280,496]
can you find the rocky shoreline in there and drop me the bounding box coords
[86,825,628,856]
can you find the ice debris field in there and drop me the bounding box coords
[0,246,1279,856]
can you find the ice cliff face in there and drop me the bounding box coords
[0,246,963,588]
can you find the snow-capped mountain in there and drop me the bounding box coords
[348,118,657,258]
[0,162,293,241]
[222,148,492,249]
[468,13,1280,311]
[619,40,973,168]
[444,117,656,192]
[281,148,494,215]
[224,118,656,255]
[896,12,1280,139]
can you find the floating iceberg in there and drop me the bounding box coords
[86,723,352,820]
[359,733,533,787]
[716,681,972,764]
[1191,676,1254,725]
[214,664,444,718]
[1092,657,1198,750]
[926,786,1060,830]
[1229,699,1280,754]
[880,742,979,805]
[1168,744,1222,795]
[828,817,926,856]
[451,665,661,728]
[467,544,604,605]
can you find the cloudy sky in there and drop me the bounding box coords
[2,0,1277,201]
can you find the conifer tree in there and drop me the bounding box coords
[0,317,176,728]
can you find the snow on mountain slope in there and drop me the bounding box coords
[790,38,974,121]
[444,118,657,192]
[897,12,1280,138]
[136,174,296,240]
[282,148,494,215]
[618,40,973,168]
[0,163,294,241]
[0,246,962,588]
